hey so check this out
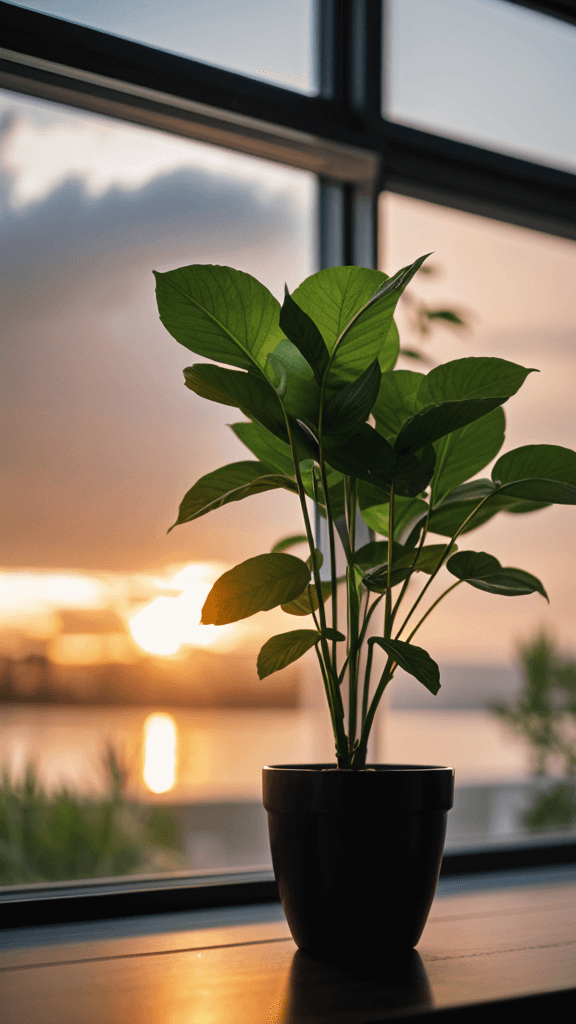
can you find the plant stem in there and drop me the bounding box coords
[404,580,463,643]
[318,455,339,669]
[384,483,395,639]
[346,477,361,751]
[390,504,431,631]
[393,491,496,641]
[353,655,396,766]
[287,424,347,755]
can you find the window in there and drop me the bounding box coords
[1,1,576,911]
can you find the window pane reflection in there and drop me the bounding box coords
[379,191,576,848]
[0,88,321,885]
[7,0,317,95]
[385,0,576,173]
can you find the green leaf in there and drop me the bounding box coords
[306,548,324,572]
[394,543,456,575]
[291,266,390,353]
[271,535,308,553]
[184,364,287,441]
[154,264,283,372]
[281,581,333,616]
[446,551,549,600]
[368,637,440,695]
[230,421,295,477]
[358,485,428,540]
[395,397,508,456]
[372,370,426,442]
[169,462,297,530]
[265,339,320,422]
[431,407,506,506]
[394,357,536,456]
[323,424,435,497]
[279,286,329,384]
[352,541,390,570]
[326,256,428,388]
[492,445,576,503]
[419,357,536,405]
[290,263,416,390]
[202,553,311,625]
[426,480,547,537]
[323,424,396,487]
[257,628,344,679]
[362,564,413,593]
[322,359,382,443]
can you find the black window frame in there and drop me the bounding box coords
[1,0,576,927]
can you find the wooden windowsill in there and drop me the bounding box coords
[1,865,576,1021]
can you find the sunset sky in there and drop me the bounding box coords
[1,4,576,676]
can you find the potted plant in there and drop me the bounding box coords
[154,258,576,961]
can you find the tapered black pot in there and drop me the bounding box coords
[263,764,454,962]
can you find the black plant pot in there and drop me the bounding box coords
[263,763,454,963]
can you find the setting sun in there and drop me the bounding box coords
[128,563,231,656]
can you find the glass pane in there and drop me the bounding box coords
[0,87,322,886]
[385,0,576,173]
[6,0,317,94]
[380,190,576,848]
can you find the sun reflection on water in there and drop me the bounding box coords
[143,712,178,794]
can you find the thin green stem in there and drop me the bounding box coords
[286,424,347,754]
[318,456,339,670]
[404,579,463,644]
[390,503,431,632]
[393,490,497,641]
[345,477,361,750]
[384,483,395,639]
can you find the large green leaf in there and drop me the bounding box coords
[290,263,417,390]
[394,397,507,456]
[279,287,329,384]
[257,628,344,679]
[323,424,435,497]
[184,364,287,441]
[325,256,428,388]
[446,551,548,599]
[372,369,426,442]
[418,357,536,404]
[431,407,506,506]
[291,266,390,352]
[154,264,283,371]
[492,445,576,503]
[322,359,381,443]
[368,637,440,695]
[170,462,297,530]
[201,553,311,625]
[230,421,295,477]
[394,357,535,456]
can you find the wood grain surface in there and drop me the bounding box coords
[1,878,575,1022]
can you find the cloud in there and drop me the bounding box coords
[1,114,314,570]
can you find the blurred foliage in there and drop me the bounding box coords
[0,746,187,886]
[489,632,576,832]
[399,263,469,362]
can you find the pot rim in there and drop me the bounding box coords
[264,763,454,772]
